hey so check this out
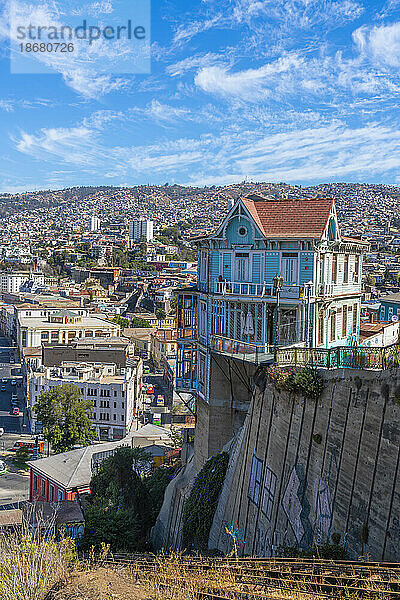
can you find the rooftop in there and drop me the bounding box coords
[27,424,172,489]
[241,195,334,239]
[19,314,116,329]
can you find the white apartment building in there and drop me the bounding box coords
[16,308,120,351]
[1,272,45,295]
[128,219,154,243]
[28,361,142,441]
[90,216,101,232]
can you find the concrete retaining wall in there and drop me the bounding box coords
[209,368,400,561]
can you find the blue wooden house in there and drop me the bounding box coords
[176,194,367,396]
[379,292,400,322]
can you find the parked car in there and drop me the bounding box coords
[1,386,5,392]
[11,380,16,386]
[146,385,154,395]
[0,460,7,475]
[9,358,14,364]
[1,378,7,383]
[11,407,20,415]
[0,428,4,437]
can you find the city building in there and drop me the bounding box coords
[28,359,142,440]
[379,292,400,321]
[42,336,134,369]
[90,216,101,231]
[150,328,177,369]
[359,321,399,347]
[129,219,154,243]
[0,271,44,295]
[28,425,172,502]
[16,308,119,351]
[176,194,367,397]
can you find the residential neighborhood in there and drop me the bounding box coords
[0,182,398,571]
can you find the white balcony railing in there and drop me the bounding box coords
[215,281,302,299]
[317,283,334,297]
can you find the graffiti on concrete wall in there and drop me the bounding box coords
[255,524,271,556]
[313,477,332,543]
[282,466,304,543]
[281,463,313,548]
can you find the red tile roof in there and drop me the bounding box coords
[242,194,335,239]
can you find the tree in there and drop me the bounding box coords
[82,447,152,552]
[145,466,176,521]
[111,315,129,328]
[82,447,178,551]
[155,308,166,323]
[161,226,180,242]
[131,447,152,474]
[132,317,151,328]
[365,274,376,287]
[169,297,177,314]
[170,428,184,448]
[34,384,95,454]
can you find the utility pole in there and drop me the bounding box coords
[305,280,314,348]
[273,275,284,362]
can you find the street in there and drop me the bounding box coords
[0,335,26,435]
[0,336,30,508]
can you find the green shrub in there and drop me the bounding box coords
[265,365,324,400]
[182,452,229,552]
[144,466,176,522]
[276,544,300,558]
[303,543,348,560]
[15,448,30,463]
[277,542,348,560]
[291,367,324,400]
[312,433,322,444]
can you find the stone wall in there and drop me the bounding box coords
[209,367,400,561]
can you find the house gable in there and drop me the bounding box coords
[212,199,265,248]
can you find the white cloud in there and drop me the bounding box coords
[14,126,102,165]
[82,109,124,128]
[1,1,135,98]
[353,22,400,67]
[172,16,224,46]
[138,100,192,123]
[188,123,400,186]
[232,0,363,28]
[0,100,14,112]
[13,118,400,186]
[377,0,400,19]
[71,1,114,17]
[194,54,304,100]
[167,52,229,77]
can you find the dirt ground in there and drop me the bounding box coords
[47,567,151,600]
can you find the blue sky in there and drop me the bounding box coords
[1,0,400,192]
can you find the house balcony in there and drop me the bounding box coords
[214,281,302,300]
[316,278,362,299]
[316,283,334,298]
[211,335,273,364]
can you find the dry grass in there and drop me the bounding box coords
[0,528,396,600]
[129,554,398,600]
[47,567,147,600]
[0,515,76,600]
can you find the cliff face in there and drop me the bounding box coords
[154,361,400,560]
[210,368,400,561]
